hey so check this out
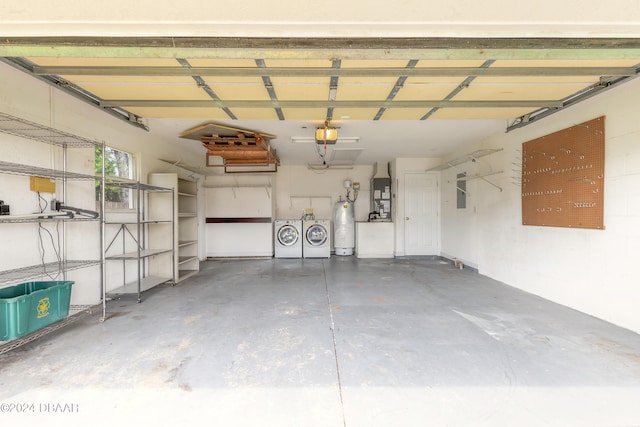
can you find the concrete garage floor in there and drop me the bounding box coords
[2,257,640,426]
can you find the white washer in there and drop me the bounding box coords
[274,219,303,258]
[303,219,331,258]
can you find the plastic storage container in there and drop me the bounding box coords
[0,281,73,341]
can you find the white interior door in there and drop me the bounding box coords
[404,172,439,255]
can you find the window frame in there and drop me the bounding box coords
[96,145,139,212]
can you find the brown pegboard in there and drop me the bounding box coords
[522,116,605,229]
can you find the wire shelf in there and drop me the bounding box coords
[0,214,99,223]
[0,260,101,288]
[0,160,97,181]
[104,177,174,192]
[0,305,100,354]
[0,112,101,148]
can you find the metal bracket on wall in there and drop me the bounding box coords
[457,170,504,192]
[427,148,504,192]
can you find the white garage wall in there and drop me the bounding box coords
[441,76,640,334]
[202,164,376,256]
[204,186,274,257]
[274,165,374,222]
[0,62,202,305]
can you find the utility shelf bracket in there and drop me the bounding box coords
[427,148,504,192]
[458,170,504,192]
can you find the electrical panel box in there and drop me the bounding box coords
[371,177,392,221]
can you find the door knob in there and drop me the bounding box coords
[405,216,410,220]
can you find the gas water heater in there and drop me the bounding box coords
[334,180,357,256]
[334,199,355,256]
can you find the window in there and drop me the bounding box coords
[95,146,136,210]
[456,172,467,209]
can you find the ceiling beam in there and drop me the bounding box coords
[3,37,640,60]
[255,58,285,120]
[176,58,237,120]
[374,59,419,120]
[31,66,640,77]
[5,36,640,50]
[421,60,495,120]
[99,99,564,108]
[325,59,341,122]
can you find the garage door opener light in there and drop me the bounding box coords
[315,121,338,145]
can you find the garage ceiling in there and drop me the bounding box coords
[1,37,640,166]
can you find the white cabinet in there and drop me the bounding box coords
[149,173,199,282]
[355,222,395,258]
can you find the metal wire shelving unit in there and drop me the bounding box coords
[103,180,175,304]
[0,112,177,350]
[0,111,105,349]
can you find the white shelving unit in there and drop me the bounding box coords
[104,180,175,303]
[149,173,199,283]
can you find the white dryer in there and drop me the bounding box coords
[274,219,303,258]
[303,219,331,258]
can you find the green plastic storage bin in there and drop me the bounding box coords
[0,280,74,341]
